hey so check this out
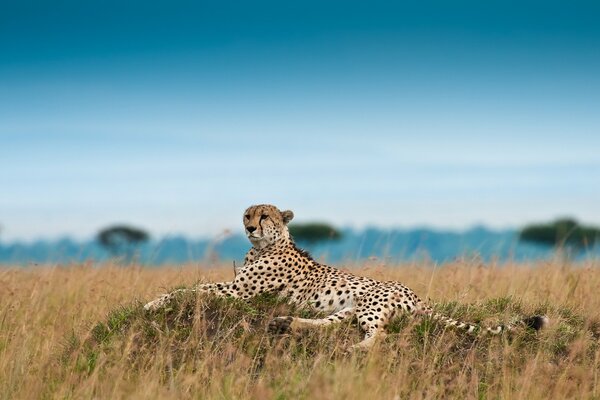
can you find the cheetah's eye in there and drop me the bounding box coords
[260,214,268,221]
[244,214,250,220]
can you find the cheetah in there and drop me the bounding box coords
[144,204,548,349]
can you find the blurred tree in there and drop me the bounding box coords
[97,225,149,261]
[289,222,342,245]
[519,218,600,256]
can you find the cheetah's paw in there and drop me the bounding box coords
[268,316,294,334]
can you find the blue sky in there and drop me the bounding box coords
[1,0,599,241]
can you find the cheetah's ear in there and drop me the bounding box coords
[281,210,294,224]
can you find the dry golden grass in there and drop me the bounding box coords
[1,259,599,399]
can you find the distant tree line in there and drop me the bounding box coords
[87,218,600,264]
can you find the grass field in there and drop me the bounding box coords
[1,259,599,399]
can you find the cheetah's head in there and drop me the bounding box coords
[243,204,294,249]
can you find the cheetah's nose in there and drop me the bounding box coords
[247,226,257,233]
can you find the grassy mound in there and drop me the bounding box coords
[60,290,598,389]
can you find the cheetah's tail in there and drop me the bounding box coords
[420,307,549,335]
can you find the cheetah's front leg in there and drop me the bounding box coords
[144,282,237,311]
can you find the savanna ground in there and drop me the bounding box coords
[1,259,599,399]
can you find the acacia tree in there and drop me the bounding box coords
[519,218,600,258]
[97,225,149,262]
[288,222,342,245]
